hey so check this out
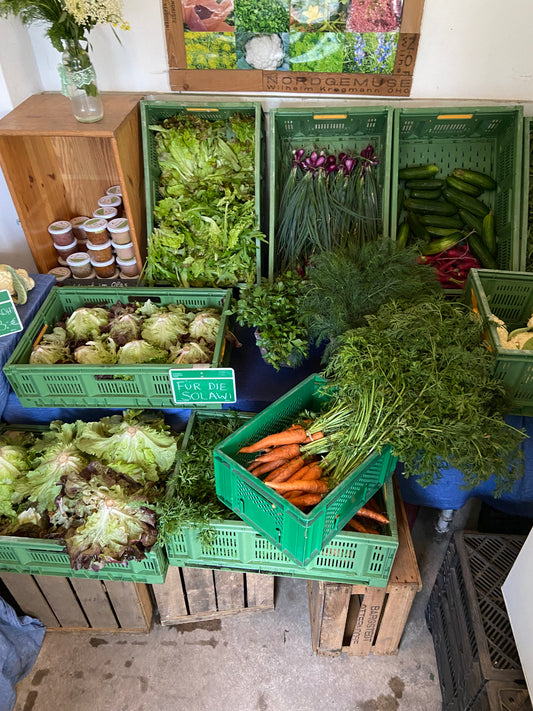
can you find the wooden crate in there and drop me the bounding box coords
[153,567,275,625]
[308,479,421,656]
[0,572,153,633]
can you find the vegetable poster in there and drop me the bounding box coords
[181,0,403,74]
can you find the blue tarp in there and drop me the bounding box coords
[0,597,45,711]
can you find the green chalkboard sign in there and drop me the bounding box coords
[0,290,23,338]
[169,367,236,405]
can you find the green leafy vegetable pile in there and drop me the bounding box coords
[29,299,222,365]
[302,294,526,494]
[144,112,265,288]
[157,413,245,548]
[0,411,181,571]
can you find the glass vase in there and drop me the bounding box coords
[59,39,104,123]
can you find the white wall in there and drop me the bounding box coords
[0,0,532,270]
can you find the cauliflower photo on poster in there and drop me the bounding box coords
[236,32,289,70]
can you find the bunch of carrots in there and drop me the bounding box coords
[239,422,390,533]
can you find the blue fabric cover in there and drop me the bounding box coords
[0,275,55,420]
[0,597,45,711]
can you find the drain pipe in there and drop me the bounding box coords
[435,508,455,533]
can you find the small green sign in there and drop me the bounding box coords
[169,367,236,405]
[0,290,23,338]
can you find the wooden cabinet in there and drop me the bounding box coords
[0,92,146,273]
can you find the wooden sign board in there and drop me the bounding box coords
[169,367,237,405]
[0,289,23,338]
[162,0,423,97]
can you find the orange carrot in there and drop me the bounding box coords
[287,493,323,508]
[346,518,378,534]
[304,431,324,443]
[287,462,322,482]
[264,456,305,483]
[238,427,307,454]
[364,497,381,513]
[265,479,329,494]
[251,443,302,463]
[356,507,389,525]
[248,459,287,477]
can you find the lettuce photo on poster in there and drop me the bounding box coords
[289,0,349,32]
[343,31,397,73]
[236,32,289,70]
[234,0,290,33]
[347,0,403,33]
[184,32,237,69]
[289,32,345,72]
[181,0,235,32]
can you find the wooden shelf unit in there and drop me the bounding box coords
[0,92,146,273]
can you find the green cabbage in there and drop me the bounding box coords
[117,340,168,364]
[65,307,109,340]
[74,337,117,364]
[141,304,190,350]
[29,327,70,364]
[188,309,221,344]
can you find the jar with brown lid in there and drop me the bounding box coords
[91,256,116,278]
[84,218,109,245]
[87,239,113,262]
[48,220,74,246]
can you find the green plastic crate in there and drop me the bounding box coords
[166,409,398,586]
[140,99,265,282]
[3,285,232,409]
[519,116,532,271]
[392,106,524,273]
[214,374,397,567]
[464,268,533,415]
[0,537,168,583]
[269,106,393,278]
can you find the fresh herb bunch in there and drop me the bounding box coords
[156,413,245,547]
[276,145,381,272]
[233,270,309,370]
[304,296,526,493]
[234,0,289,33]
[302,239,441,361]
[143,112,264,288]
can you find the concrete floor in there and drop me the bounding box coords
[13,504,475,711]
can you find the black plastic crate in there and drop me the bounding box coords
[468,681,532,711]
[426,532,527,711]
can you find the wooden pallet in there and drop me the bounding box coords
[308,479,421,656]
[0,573,153,632]
[153,567,275,625]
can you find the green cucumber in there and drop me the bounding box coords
[425,226,463,238]
[443,187,490,217]
[468,233,498,268]
[409,188,442,200]
[407,212,430,242]
[397,188,405,222]
[445,175,483,197]
[422,234,463,256]
[482,212,497,256]
[398,164,439,180]
[458,209,484,236]
[396,221,410,249]
[452,168,497,191]
[420,214,464,229]
[404,197,457,216]
[405,179,445,189]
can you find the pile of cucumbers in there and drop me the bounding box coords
[397,163,498,269]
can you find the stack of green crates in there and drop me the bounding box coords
[392,106,524,272]
[165,409,399,587]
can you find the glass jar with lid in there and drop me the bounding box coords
[48,220,74,246]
